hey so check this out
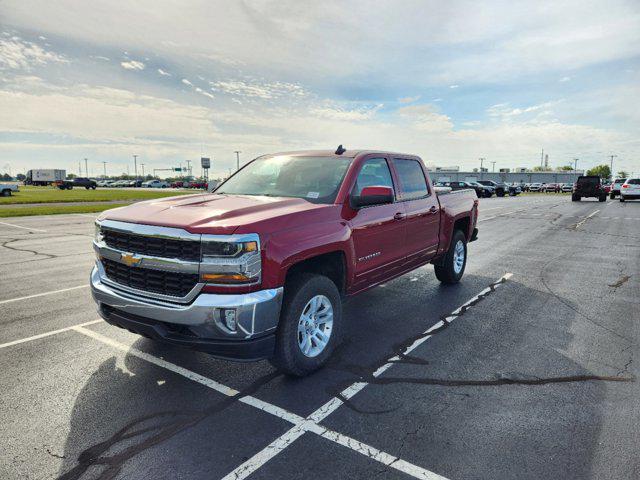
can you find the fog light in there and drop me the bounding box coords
[222,308,237,332]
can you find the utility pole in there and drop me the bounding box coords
[102,161,107,178]
[84,158,88,177]
[234,151,242,171]
[133,155,138,181]
[78,161,82,176]
[540,148,544,168]
[185,160,192,178]
[609,155,617,179]
[491,161,496,172]
[573,158,579,182]
[141,163,145,178]
[479,157,485,179]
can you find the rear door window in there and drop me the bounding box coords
[392,159,429,200]
[628,179,640,185]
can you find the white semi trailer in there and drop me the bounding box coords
[25,169,66,186]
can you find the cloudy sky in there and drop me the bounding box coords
[1,0,639,178]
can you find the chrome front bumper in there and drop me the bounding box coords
[91,265,283,345]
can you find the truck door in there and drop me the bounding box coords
[349,157,407,289]
[391,158,440,266]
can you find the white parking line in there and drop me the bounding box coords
[575,209,600,229]
[0,285,89,305]
[0,319,101,349]
[224,273,513,480]
[72,325,445,479]
[0,220,47,232]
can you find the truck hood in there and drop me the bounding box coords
[100,193,331,235]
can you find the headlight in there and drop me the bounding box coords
[200,236,261,285]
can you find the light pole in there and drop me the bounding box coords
[234,151,241,171]
[84,158,88,177]
[609,155,617,179]
[186,160,192,178]
[78,161,82,176]
[141,163,145,178]
[102,161,107,178]
[133,155,138,181]
[491,161,496,172]
[479,157,485,179]
[573,158,579,182]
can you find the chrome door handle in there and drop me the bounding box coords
[394,212,406,221]
[429,206,439,214]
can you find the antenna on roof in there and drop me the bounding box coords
[335,144,346,155]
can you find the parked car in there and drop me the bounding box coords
[142,179,170,188]
[529,183,543,192]
[543,183,561,193]
[477,180,508,197]
[610,178,627,199]
[0,183,19,197]
[111,180,129,187]
[96,180,112,187]
[561,183,573,193]
[467,181,494,197]
[92,148,480,376]
[171,181,184,188]
[189,181,208,189]
[620,178,640,202]
[435,181,485,197]
[572,176,606,202]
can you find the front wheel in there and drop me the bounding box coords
[610,193,615,200]
[620,196,625,202]
[599,195,606,202]
[434,230,467,284]
[572,194,580,201]
[271,274,342,377]
[1,189,11,197]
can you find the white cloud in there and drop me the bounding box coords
[120,60,145,70]
[181,78,192,86]
[398,95,421,104]
[397,104,454,132]
[310,104,381,121]
[157,68,170,76]
[560,76,571,82]
[487,101,562,120]
[210,79,306,99]
[0,36,67,70]
[449,85,459,89]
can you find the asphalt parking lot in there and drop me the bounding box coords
[1,194,638,480]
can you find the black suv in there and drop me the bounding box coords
[435,181,490,198]
[57,177,97,190]
[572,176,606,202]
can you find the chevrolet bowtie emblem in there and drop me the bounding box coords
[120,253,142,267]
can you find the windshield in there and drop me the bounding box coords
[216,155,352,203]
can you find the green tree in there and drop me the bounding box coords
[16,173,26,181]
[533,165,552,172]
[586,164,611,179]
[617,170,629,178]
[559,165,574,171]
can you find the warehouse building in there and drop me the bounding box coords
[426,166,585,184]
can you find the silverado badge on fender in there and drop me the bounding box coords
[120,252,142,267]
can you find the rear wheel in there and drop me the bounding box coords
[572,194,580,201]
[434,230,467,284]
[1,189,11,197]
[620,196,625,202]
[599,195,606,202]
[271,274,342,376]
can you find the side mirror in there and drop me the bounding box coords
[351,186,394,208]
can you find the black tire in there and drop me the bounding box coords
[610,193,615,200]
[599,195,606,202]
[497,191,505,197]
[1,189,10,197]
[434,229,467,284]
[67,185,73,190]
[92,185,96,190]
[271,274,342,377]
[572,194,580,201]
[85,186,90,189]
[620,196,625,202]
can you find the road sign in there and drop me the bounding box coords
[201,157,210,169]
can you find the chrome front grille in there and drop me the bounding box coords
[102,228,201,262]
[102,258,199,298]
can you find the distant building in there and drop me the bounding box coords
[429,169,585,184]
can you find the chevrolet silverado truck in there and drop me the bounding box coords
[91,148,479,376]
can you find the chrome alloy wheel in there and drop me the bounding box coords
[453,239,465,274]
[297,294,334,358]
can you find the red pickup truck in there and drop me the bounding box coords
[91,148,479,375]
